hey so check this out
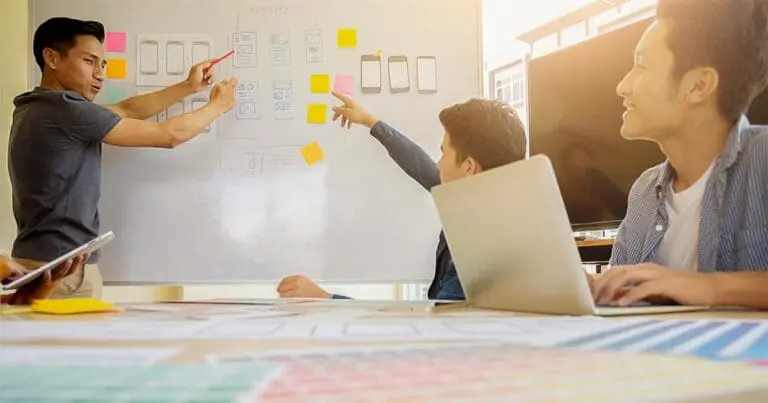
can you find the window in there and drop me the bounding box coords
[495,77,512,103]
[511,73,524,108]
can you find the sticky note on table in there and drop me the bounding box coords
[310,74,331,93]
[333,74,354,94]
[105,32,127,53]
[337,28,357,48]
[307,103,327,124]
[31,298,118,315]
[300,141,325,166]
[106,58,127,79]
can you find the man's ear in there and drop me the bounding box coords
[684,67,719,105]
[42,48,59,70]
[465,157,481,175]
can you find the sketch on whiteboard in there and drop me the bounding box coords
[262,145,306,173]
[190,96,212,134]
[136,34,215,87]
[236,81,260,120]
[166,41,185,75]
[305,29,322,63]
[240,152,264,178]
[191,41,211,65]
[269,31,291,66]
[271,80,294,120]
[167,101,184,118]
[223,143,307,178]
[138,40,159,75]
[233,32,258,68]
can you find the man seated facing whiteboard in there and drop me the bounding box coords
[1,253,87,305]
[591,0,768,310]
[8,17,236,299]
[277,93,527,300]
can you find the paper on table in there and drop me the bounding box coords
[0,310,643,345]
[0,363,284,403]
[208,342,768,403]
[557,319,768,363]
[0,346,181,365]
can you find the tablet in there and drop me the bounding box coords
[1,231,115,291]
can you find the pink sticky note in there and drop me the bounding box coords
[105,32,127,53]
[333,74,355,94]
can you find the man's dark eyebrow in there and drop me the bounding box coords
[84,52,102,61]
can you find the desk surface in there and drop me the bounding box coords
[3,302,768,402]
[3,303,767,362]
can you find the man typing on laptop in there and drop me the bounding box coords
[592,0,768,310]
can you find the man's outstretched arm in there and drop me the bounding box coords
[106,60,214,120]
[331,91,440,191]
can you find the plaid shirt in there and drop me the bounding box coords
[610,116,768,272]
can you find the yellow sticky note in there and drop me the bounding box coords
[307,103,327,124]
[310,74,331,93]
[106,58,127,79]
[31,298,118,315]
[337,28,357,48]
[300,141,325,166]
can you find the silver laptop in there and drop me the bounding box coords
[430,155,708,316]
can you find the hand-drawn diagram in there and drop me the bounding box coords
[165,40,185,76]
[270,31,291,66]
[222,142,308,181]
[271,79,295,120]
[191,41,211,65]
[236,81,260,120]
[136,34,214,87]
[167,101,184,118]
[190,95,213,134]
[233,32,258,68]
[342,322,419,337]
[305,29,323,63]
[239,152,264,178]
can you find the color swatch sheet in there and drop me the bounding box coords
[0,363,282,403]
[211,343,768,403]
[555,319,768,365]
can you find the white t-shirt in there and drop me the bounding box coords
[656,162,715,271]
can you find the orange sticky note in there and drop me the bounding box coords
[301,141,325,166]
[307,104,327,124]
[106,58,127,79]
[337,28,357,48]
[310,74,331,93]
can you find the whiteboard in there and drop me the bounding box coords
[30,0,482,283]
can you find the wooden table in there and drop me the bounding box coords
[2,303,767,363]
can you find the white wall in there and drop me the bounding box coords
[0,0,28,251]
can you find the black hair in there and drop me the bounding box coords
[657,0,768,122]
[33,17,105,72]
